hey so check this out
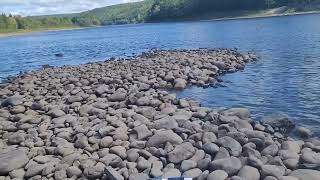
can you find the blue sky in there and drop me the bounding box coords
[0,0,142,16]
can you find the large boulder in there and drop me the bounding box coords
[0,149,29,175]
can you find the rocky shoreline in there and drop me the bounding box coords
[0,49,319,180]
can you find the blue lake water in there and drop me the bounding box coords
[0,14,320,133]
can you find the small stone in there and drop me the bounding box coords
[174,78,187,89]
[1,97,22,107]
[151,116,178,130]
[25,164,46,178]
[238,166,260,180]
[8,133,25,145]
[146,130,183,148]
[180,160,197,172]
[66,166,82,177]
[100,136,113,148]
[162,168,181,178]
[207,170,228,180]
[168,142,196,164]
[129,173,149,180]
[261,165,285,178]
[217,136,242,156]
[48,109,65,118]
[280,176,299,180]
[203,142,219,155]
[261,144,279,156]
[182,168,202,179]
[290,169,320,180]
[9,169,25,179]
[105,167,124,180]
[110,146,127,159]
[0,149,29,175]
[209,157,242,175]
[133,125,152,140]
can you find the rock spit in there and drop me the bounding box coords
[0,49,318,180]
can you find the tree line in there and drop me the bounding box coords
[0,0,319,33]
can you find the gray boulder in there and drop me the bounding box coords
[150,116,178,130]
[238,166,260,180]
[1,96,22,107]
[290,169,320,180]
[0,149,29,175]
[105,167,124,180]
[168,142,196,164]
[207,170,228,180]
[217,136,242,156]
[209,157,242,175]
[146,130,183,148]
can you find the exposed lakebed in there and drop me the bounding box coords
[0,49,319,180]
[0,14,319,133]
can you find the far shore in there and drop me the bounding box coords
[0,26,89,38]
[1,9,320,38]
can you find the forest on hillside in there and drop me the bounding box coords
[0,0,319,33]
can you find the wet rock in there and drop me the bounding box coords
[222,108,250,119]
[262,113,295,134]
[296,127,313,138]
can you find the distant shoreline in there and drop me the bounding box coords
[0,10,319,38]
[0,26,88,38]
[203,10,320,22]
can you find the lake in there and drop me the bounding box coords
[0,14,319,134]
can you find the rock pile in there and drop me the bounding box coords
[0,49,318,180]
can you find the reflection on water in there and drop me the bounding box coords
[0,14,320,133]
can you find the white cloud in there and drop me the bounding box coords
[0,0,143,16]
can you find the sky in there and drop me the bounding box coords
[0,0,142,16]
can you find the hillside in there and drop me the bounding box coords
[1,0,320,34]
